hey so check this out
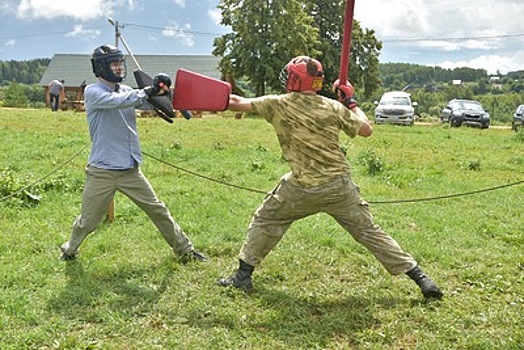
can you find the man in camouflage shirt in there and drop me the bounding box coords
[219,56,443,300]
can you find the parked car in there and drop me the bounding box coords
[440,99,490,129]
[512,104,524,131]
[374,91,417,126]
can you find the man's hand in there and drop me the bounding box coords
[144,73,172,96]
[332,79,358,109]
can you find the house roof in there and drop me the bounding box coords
[40,54,222,88]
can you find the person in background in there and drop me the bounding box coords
[60,44,207,264]
[80,80,87,100]
[48,79,64,111]
[219,56,443,300]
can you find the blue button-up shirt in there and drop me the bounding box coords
[84,80,150,170]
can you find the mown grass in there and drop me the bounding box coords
[1,108,523,349]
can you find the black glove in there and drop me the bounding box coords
[144,73,172,96]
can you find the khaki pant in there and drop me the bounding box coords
[239,173,417,275]
[62,165,193,255]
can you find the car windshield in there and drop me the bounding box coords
[380,97,410,106]
[455,101,483,111]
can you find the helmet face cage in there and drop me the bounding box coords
[91,45,126,83]
[279,67,289,91]
[281,56,324,92]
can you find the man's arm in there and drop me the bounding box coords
[352,106,373,137]
[228,94,254,112]
[332,80,372,137]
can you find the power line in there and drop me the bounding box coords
[123,23,224,37]
[1,22,522,43]
[383,33,524,43]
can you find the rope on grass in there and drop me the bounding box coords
[142,151,524,204]
[142,151,267,195]
[2,143,523,205]
[0,144,89,203]
[367,179,524,204]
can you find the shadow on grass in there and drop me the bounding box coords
[46,258,174,322]
[187,286,400,348]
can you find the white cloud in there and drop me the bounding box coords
[415,38,502,52]
[16,0,116,21]
[5,39,16,46]
[65,25,101,40]
[173,0,185,7]
[356,0,522,41]
[162,22,194,47]
[208,8,221,26]
[355,0,524,73]
[432,52,524,75]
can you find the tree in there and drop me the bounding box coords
[305,1,382,99]
[0,59,50,85]
[444,84,474,101]
[213,0,321,95]
[3,82,29,107]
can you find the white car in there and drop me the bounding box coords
[374,91,417,126]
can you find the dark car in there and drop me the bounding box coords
[512,104,524,131]
[440,99,490,129]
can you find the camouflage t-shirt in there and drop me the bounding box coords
[252,92,363,187]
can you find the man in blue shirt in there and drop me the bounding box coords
[60,44,207,263]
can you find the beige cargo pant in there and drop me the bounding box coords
[61,165,194,256]
[239,173,417,275]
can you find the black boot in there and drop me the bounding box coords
[406,266,443,299]
[218,259,254,292]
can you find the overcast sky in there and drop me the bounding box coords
[0,0,523,75]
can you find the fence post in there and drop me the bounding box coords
[106,197,114,223]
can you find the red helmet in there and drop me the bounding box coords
[279,56,324,92]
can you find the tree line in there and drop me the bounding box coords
[1,57,522,122]
[0,59,50,86]
[0,59,50,108]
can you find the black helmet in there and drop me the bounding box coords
[91,44,126,83]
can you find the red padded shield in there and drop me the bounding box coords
[173,69,231,111]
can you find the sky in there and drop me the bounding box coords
[0,0,523,75]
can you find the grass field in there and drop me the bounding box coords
[1,108,523,349]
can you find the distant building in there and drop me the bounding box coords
[40,53,222,111]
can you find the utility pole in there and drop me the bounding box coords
[107,17,120,48]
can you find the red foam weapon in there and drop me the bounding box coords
[173,69,231,111]
[339,0,356,85]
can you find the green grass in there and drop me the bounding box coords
[1,109,523,349]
